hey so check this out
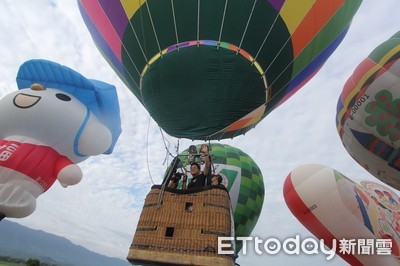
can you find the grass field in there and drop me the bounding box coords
[0,261,23,266]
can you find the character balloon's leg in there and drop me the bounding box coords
[0,170,43,219]
[0,183,38,218]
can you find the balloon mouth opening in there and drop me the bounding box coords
[140,40,268,90]
[137,42,270,140]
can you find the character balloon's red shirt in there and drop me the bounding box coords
[0,139,73,191]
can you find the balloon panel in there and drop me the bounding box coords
[79,0,362,140]
[336,32,400,190]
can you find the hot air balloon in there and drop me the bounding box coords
[0,59,121,220]
[336,31,400,190]
[284,164,400,266]
[78,0,362,140]
[127,143,264,265]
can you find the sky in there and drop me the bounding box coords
[0,1,399,265]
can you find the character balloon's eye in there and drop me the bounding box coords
[56,93,71,101]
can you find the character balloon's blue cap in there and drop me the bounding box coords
[16,59,122,154]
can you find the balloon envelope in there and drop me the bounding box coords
[284,164,400,265]
[336,31,400,190]
[78,0,362,140]
[171,143,264,252]
[0,59,122,219]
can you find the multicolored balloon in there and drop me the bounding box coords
[0,59,121,219]
[336,31,400,190]
[78,0,362,140]
[171,143,264,252]
[284,164,400,266]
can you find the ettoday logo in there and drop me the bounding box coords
[218,236,393,260]
[218,236,336,260]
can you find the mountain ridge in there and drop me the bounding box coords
[0,220,130,266]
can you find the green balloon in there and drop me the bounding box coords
[79,0,362,140]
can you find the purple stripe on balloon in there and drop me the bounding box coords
[167,45,178,52]
[98,0,128,39]
[180,41,191,48]
[78,3,125,77]
[266,0,285,11]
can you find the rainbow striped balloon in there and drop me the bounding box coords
[79,0,362,140]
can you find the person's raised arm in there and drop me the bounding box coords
[200,144,211,176]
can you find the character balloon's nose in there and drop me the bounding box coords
[13,83,45,108]
[30,83,46,91]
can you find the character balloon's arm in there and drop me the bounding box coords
[55,156,83,188]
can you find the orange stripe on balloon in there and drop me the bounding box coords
[239,49,251,60]
[341,59,376,102]
[225,118,253,132]
[291,0,344,57]
[224,104,266,132]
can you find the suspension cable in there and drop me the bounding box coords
[253,12,280,62]
[218,0,229,47]
[159,127,175,158]
[127,1,149,65]
[197,0,200,45]
[145,0,162,53]
[171,0,180,49]
[146,116,155,185]
[238,0,258,53]
[262,1,320,92]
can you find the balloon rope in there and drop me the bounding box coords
[263,1,319,89]
[170,0,180,49]
[218,0,229,46]
[253,12,280,62]
[126,5,148,65]
[159,127,175,159]
[238,0,258,54]
[263,38,291,77]
[145,1,161,53]
[146,115,155,185]
[197,0,200,44]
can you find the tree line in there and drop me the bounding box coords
[0,256,55,266]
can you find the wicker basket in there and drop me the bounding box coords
[127,185,235,266]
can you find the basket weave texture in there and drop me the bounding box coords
[127,186,234,265]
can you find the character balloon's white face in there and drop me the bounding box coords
[0,85,112,162]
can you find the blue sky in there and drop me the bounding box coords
[0,1,399,265]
